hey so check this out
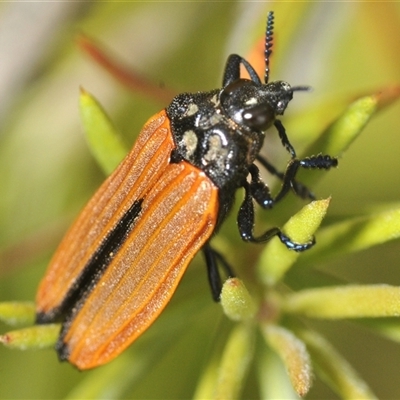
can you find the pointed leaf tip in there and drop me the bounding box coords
[258,198,331,286]
[79,89,128,175]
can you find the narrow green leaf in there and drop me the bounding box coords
[214,323,255,400]
[305,95,377,158]
[257,198,331,286]
[299,205,400,265]
[0,324,60,350]
[258,344,300,400]
[284,284,400,319]
[262,324,312,397]
[287,86,400,148]
[79,88,128,175]
[297,92,388,191]
[0,301,35,326]
[220,278,257,321]
[297,329,377,399]
[193,354,220,400]
[356,318,400,344]
[66,351,144,400]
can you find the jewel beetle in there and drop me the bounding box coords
[36,11,338,370]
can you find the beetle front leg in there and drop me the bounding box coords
[272,120,338,200]
[274,154,338,203]
[256,155,316,200]
[274,119,297,158]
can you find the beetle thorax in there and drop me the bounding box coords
[167,79,293,192]
[167,90,265,191]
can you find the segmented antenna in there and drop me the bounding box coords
[264,11,274,84]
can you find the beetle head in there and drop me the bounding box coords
[219,79,295,132]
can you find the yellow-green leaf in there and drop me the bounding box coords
[193,354,220,400]
[257,198,330,286]
[297,329,377,399]
[262,324,312,397]
[0,324,60,350]
[297,91,392,190]
[258,344,300,400]
[79,88,128,175]
[220,278,257,321]
[284,284,400,319]
[305,95,377,158]
[214,323,255,400]
[300,205,400,265]
[0,301,35,326]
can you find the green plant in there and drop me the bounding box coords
[1,3,400,399]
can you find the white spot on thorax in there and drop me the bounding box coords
[182,130,198,157]
[186,103,199,116]
[244,97,258,105]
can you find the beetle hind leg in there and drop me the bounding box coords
[202,243,235,301]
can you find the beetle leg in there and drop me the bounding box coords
[273,158,302,203]
[222,54,262,87]
[248,162,310,206]
[274,154,338,202]
[299,154,339,170]
[238,151,337,250]
[256,152,338,203]
[273,119,297,158]
[237,179,315,251]
[256,154,337,204]
[273,120,339,172]
[271,120,338,199]
[248,164,274,208]
[256,154,316,200]
[203,243,235,301]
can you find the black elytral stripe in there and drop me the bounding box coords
[55,198,143,361]
[36,199,143,325]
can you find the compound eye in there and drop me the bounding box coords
[242,103,274,131]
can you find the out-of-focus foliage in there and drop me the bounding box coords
[1,2,400,399]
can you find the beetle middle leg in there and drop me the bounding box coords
[237,178,314,251]
[238,152,337,251]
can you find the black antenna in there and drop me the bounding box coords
[292,85,312,92]
[264,11,274,84]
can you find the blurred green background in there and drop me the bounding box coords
[1,2,400,399]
